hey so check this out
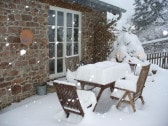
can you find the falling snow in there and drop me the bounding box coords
[0,0,167,126]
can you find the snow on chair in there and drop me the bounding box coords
[65,56,80,72]
[53,80,96,118]
[111,64,150,112]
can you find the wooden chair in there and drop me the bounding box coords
[111,64,150,112]
[65,56,80,71]
[54,80,96,118]
[65,56,94,90]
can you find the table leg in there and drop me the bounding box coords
[93,83,114,111]
[93,87,105,111]
[80,83,85,90]
[110,82,115,92]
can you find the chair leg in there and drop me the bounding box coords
[139,96,145,104]
[127,93,136,112]
[66,112,70,118]
[116,91,136,112]
[116,92,128,109]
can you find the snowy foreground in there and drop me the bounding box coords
[0,67,168,126]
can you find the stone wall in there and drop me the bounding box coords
[0,0,110,109]
[81,10,108,63]
[0,0,49,109]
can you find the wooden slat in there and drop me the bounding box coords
[147,52,168,69]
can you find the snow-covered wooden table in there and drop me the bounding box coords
[75,61,131,111]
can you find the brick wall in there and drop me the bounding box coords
[0,0,49,109]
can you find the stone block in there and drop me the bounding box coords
[29,58,36,64]
[0,82,11,88]
[12,85,21,95]
[8,27,21,34]
[0,78,4,82]
[12,78,24,84]
[0,62,10,69]
[8,14,15,21]
[9,69,19,76]
[0,88,6,97]
[0,16,7,21]
[22,14,32,21]
[23,84,32,92]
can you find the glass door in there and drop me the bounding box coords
[48,7,81,79]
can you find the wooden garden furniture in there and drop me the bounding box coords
[75,61,131,111]
[53,80,96,117]
[111,64,150,112]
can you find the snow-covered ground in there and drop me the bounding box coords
[0,67,168,126]
[0,1,167,126]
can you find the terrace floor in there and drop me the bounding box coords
[0,68,168,126]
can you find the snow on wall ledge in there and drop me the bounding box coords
[142,37,168,53]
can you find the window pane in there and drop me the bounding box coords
[49,59,55,74]
[57,43,63,57]
[74,14,79,27]
[74,43,78,55]
[57,59,63,73]
[48,26,55,42]
[48,10,55,25]
[57,27,63,42]
[66,43,72,56]
[49,43,55,58]
[74,28,78,42]
[67,13,72,27]
[57,11,64,26]
[67,28,72,42]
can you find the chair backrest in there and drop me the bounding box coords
[65,56,79,71]
[53,82,84,117]
[134,64,150,99]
